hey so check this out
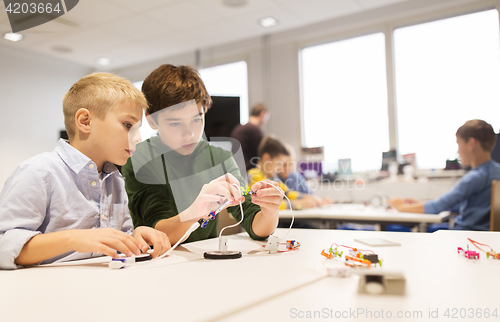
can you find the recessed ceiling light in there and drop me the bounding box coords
[222,0,247,7]
[97,57,112,66]
[3,32,23,42]
[259,17,278,28]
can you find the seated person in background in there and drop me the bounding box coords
[0,73,169,270]
[248,135,327,210]
[388,119,500,231]
[121,64,281,245]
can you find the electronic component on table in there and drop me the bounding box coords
[467,238,499,260]
[108,253,153,269]
[486,251,500,259]
[357,270,406,295]
[286,240,300,250]
[201,198,231,228]
[321,243,382,267]
[457,246,480,259]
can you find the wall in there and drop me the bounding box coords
[115,0,500,162]
[0,44,90,186]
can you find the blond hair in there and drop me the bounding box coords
[63,73,148,137]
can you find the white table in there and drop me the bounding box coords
[280,204,450,232]
[1,229,498,322]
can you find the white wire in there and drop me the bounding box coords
[218,183,246,240]
[157,180,295,258]
[259,181,294,240]
[157,221,200,259]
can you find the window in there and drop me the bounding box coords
[394,10,500,169]
[133,81,157,141]
[199,61,249,124]
[301,33,389,173]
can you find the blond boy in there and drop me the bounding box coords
[0,73,169,269]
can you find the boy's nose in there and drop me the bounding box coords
[129,130,142,146]
[182,125,194,138]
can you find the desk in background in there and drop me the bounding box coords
[1,229,498,322]
[279,204,451,232]
[312,178,458,202]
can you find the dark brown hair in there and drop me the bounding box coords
[258,135,290,159]
[142,64,212,119]
[250,103,268,117]
[456,119,497,152]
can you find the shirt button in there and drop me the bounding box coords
[101,214,106,221]
[91,181,97,186]
[89,164,95,169]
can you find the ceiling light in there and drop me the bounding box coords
[222,0,247,7]
[3,32,23,42]
[97,57,112,66]
[259,17,278,28]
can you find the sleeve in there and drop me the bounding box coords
[291,172,313,195]
[423,172,485,214]
[0,163,47,270]
[121,206,134,234]
[122,158,178,229]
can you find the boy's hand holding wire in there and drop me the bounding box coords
[250,180,283,218]
[179,173,244,222]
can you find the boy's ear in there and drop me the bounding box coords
[74,108,92,134]
[145,112,158,130]
[261,153,271,162]
[468,137,477,150]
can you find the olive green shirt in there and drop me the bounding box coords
[121,136,265,243]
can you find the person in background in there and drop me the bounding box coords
[248,135,328,210]
[276,143,333,204]
[388,119,500,231]
[231,103,269,171]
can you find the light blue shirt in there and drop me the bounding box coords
[424,160,500,231]
[277,171,313,195]
[0,140,133,269]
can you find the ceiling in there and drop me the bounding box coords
[0,0,409,70]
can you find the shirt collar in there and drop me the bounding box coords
[55,139,120,177]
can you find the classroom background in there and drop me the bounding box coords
[1,0,500,224]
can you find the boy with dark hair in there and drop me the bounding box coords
[388,119,500,231]
[0,73,170,270]
[121,65,281,245]
[248,135,324,210]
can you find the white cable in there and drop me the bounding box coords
[260,181,294,240]
[218,183,246,239]
[157,221,200,259]
[157,180,294,258]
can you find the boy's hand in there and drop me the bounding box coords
[180,173,244,222]
[132,226,170,259]
[68,228,142,259]
[292,197,319,210]
[387,198,404,211]
[250,180,282,218]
